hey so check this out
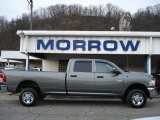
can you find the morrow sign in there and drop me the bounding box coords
[37,39,140,52]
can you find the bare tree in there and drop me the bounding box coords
[0,16,8,32]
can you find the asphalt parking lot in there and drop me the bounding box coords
[0,92,160,120]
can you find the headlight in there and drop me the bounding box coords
[148,80,155,87]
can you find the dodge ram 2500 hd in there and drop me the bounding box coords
[1,59,157,108]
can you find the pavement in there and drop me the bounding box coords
[0,92,160,120]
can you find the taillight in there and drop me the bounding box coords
[0,73,6,83]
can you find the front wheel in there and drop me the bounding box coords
[19,88,39,106]
[127,89,147,108]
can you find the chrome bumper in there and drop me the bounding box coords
[148,88,157,98]
[0,84,8,93]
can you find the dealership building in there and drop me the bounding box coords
[17,31,160,74]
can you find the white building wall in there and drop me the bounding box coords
[152,38,160,54]
[17,31,160,55]
[21,36,151,54]
[42,59,58,71]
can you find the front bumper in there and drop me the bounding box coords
[148,87,157,98]
[0,84,8,93]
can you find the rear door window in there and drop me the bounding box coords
[74,61,92,72]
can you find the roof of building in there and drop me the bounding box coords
[1,50,41,60]
[0,57,23,63]
[17,30,160,37]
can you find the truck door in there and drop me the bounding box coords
[94,61,124,95]
[67,60,94,94]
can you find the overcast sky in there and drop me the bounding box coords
[0,0,159,20]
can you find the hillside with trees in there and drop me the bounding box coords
[0,3,160,51]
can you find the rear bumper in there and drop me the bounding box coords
[148,87,157,98]
[0,84,8,93]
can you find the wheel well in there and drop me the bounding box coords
[16,80,41,94]
[124,84,150,98]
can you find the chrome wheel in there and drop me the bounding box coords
[131,93,144,106]
[127,89,147,108]
[22,91,34,104]
[20,88,39,106]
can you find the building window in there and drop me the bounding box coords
[59,60,68,72]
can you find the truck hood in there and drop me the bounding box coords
[125,71,153,79]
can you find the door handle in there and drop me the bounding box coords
[70,75,77,77]
[97,76,104,78]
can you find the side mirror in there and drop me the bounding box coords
[112,68,121,75]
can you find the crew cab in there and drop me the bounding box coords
[1,59,157,108]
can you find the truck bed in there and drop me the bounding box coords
[4,71,66,93]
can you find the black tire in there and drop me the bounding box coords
[121,97,127,103]
[127,89,147,108]
[19,88,39,107]
[39,94,46,100]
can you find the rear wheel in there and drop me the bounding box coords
[39,94,46,100]
[19,88,39,106]
[127,89,147,108]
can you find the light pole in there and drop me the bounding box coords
[26,0,33,71]
[27,0,33,30]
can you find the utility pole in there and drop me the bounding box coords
[30,0,33,30]
[26,0,33,71]
[27,0,33,30]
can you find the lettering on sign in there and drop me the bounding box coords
[37,39,140,52]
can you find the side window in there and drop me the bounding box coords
[74,61,92,72]
[96,62,113,73]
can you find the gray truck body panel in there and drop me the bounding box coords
[2,59,157,98]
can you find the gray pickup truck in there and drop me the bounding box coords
[1,59,157,108]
